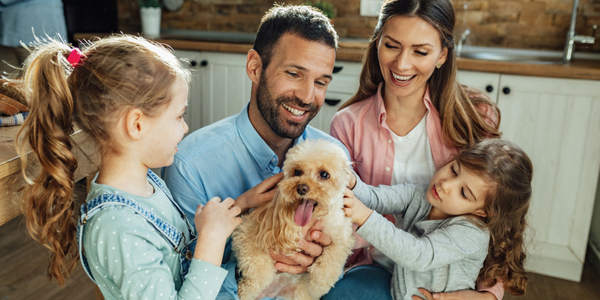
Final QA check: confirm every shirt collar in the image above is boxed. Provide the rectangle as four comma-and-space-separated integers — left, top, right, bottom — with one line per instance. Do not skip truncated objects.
236, 104, 280, 171
374, 82, 436, 127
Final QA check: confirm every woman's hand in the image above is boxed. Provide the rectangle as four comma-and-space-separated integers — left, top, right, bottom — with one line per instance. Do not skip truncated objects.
235, 173, 283, 213
412, 288, 497, 300
269, 220, 332, 274
343, 188, 372, 226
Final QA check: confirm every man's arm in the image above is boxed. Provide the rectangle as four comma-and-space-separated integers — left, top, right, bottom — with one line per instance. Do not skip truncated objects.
234, 173, 283, 213
162, 154, 209, 224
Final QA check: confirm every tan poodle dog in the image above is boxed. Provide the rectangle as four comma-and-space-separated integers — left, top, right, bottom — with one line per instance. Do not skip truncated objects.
232, 139, 355, 300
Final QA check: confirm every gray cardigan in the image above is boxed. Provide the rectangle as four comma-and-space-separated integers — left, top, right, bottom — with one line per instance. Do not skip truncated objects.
352, 180, 490, 300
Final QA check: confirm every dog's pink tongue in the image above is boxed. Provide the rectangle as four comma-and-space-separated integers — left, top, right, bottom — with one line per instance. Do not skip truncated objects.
294, 199, 315, 227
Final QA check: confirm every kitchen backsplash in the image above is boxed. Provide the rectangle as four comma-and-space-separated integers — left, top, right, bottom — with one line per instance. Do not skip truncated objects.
118, 0, 600, 52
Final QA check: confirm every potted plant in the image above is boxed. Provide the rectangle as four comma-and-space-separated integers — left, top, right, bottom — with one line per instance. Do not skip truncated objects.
306, 1, 335, 20
139, 0, 162, 38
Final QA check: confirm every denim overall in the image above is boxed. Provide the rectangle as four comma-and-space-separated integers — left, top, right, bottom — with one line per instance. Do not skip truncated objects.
77, 170, 197, 283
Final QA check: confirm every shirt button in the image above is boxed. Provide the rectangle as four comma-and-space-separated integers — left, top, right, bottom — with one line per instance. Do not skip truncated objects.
385, 167, 390, 172
387, 139, 392, 144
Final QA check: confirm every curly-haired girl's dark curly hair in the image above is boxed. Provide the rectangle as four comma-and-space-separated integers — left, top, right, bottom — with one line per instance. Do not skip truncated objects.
457, 139, 533, 295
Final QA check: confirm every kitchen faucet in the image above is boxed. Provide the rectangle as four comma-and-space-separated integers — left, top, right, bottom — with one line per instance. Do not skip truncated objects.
562, 0, 597, 63
455, 2, 472, 58
456, 28, 470, 57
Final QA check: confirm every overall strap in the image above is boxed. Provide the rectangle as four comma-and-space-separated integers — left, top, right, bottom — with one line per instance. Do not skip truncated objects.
77, 193, 187, 282
147, 170, 196, 232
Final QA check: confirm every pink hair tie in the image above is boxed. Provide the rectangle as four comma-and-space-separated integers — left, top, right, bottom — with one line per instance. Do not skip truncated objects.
67, 48, 84, 67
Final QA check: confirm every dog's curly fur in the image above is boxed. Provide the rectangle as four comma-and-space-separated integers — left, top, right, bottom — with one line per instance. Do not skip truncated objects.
232, 139, 355, 300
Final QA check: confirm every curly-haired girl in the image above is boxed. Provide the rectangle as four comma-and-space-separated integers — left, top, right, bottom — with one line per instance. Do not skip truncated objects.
344, 139, 531, 300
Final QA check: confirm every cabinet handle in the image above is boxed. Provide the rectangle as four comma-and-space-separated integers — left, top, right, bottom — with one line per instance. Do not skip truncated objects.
190, 60, 197, 67
485, 85, 493, 93
333, 66, 343, 74
200, 60, 208, 67
325, 98, 341, 106
502, 87, 511, 95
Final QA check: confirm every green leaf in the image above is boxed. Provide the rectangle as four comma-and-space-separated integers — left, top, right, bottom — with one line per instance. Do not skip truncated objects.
305, 1, 335, 19
139, 0, 162, 8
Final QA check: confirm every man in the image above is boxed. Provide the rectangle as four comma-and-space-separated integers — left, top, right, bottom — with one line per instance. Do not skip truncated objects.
163, 4, 348, 299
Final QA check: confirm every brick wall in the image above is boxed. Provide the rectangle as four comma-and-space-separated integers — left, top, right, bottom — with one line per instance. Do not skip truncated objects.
119, 0, 600, 52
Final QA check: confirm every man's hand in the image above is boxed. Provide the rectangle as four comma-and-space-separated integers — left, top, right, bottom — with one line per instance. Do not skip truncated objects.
412, 288, 497, 300
269, 220, 332, 274
235, 173, 283, 213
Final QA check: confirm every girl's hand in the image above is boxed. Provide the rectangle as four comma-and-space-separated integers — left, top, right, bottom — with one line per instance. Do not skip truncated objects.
347, 170, 357, 189
235, 173, 283, 213
412, 288, 497, 300
193, 197, 242, 266
343, 188, 372, 226
195, 197, 242, 244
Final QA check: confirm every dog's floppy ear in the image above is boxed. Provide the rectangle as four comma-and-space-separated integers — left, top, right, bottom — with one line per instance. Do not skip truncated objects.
272, 187, 281, 204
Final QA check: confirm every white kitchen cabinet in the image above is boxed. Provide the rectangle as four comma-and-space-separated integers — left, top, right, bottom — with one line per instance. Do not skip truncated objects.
456, 70, 501, 103
174, 50, 251, 134
174, 50, 203, 133
461, 72, 600, 282
195, 52, 252, 128
311, 60, 362, 133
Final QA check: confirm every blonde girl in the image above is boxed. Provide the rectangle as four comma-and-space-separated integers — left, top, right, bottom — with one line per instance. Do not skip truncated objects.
344, 139, 532, 300
12, 35, 273, 300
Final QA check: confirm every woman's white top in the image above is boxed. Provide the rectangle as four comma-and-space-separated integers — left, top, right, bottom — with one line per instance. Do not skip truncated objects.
390, 112, 437, 186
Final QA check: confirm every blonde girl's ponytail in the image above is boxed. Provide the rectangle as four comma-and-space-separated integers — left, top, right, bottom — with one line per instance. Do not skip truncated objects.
15, 39, 79, 285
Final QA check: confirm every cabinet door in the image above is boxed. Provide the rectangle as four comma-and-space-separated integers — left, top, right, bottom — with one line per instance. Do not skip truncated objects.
497, 74, 600, 281
310, 92, 352, 134
174, 50, 204, 134
198, 52, 252, 128
309, 61, 362, 133
457, 70, 500, 103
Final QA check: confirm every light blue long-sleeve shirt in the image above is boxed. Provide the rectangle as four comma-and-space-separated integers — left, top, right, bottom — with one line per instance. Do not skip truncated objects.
82, 174, 228, 300
0, 0, 68, 47
162, 103, 349, 299
352, 179, 490, 300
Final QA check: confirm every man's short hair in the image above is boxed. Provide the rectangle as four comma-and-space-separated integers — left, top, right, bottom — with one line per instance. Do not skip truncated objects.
253, 4, 339, 70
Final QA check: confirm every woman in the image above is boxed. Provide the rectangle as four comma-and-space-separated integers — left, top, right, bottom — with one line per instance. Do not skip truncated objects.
327, 0, 503, 299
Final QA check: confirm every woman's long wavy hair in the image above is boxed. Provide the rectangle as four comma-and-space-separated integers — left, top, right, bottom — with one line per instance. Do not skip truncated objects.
456, 139, 532, 295
13, 35, 190, 285
340, 0, 501, 148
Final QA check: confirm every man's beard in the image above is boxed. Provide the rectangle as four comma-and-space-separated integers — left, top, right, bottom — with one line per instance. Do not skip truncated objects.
255, 75, 318, 139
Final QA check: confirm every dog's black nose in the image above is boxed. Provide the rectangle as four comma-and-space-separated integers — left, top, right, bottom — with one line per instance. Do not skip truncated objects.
297, 184, 309, 195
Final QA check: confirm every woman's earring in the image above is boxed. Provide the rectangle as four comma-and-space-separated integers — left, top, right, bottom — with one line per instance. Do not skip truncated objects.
436, 63, 442, 69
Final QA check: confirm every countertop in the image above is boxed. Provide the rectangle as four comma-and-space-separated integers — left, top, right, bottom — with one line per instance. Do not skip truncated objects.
74, 31, 600, 81
0, 125, 99, 226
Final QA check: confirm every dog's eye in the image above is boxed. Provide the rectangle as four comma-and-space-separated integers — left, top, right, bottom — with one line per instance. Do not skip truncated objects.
294, 169, 303, 176
320, 171, 330, 180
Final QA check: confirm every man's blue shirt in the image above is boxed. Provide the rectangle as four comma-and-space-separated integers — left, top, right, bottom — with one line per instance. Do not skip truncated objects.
163, 103, 349, 299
